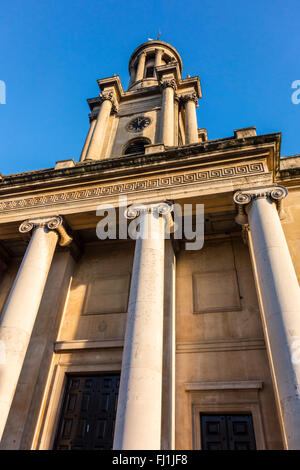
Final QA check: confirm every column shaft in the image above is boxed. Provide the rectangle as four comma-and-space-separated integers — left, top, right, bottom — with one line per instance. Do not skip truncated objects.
85, 98, 112, 160
113, 208, 166, 450
154, 49, 163, 68
184, 98, 198, 144
161, 84, 175, 146
128, 66, 135, 89
247, 196, 300, 449
135, 53, 146, 82
0, 225, 59, 439
79, 118, 96, 162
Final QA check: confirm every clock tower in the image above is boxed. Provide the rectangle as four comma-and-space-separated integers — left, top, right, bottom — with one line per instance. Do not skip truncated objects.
79, 40, 205, 162
1, 36, 300, 452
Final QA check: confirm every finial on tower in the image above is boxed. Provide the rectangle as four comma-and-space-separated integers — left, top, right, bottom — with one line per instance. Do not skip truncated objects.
157, 31, 161, 40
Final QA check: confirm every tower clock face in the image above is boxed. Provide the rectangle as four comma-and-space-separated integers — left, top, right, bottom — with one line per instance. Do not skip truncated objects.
127, 116, 151, 132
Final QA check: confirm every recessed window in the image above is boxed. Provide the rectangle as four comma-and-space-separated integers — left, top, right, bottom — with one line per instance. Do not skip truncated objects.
124, 138, 150, 155
145, 66, 154, 78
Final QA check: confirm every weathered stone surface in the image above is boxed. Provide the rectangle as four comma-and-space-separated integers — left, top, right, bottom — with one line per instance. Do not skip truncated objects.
0, 39, 299, 451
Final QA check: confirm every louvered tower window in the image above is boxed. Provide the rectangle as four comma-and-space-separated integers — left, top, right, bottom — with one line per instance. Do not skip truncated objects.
124, 138, 150, 155
145, 66, 154, 78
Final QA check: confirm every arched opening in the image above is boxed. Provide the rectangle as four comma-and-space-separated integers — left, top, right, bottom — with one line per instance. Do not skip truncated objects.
144, 53, 155, 78
123, 138, 151, 156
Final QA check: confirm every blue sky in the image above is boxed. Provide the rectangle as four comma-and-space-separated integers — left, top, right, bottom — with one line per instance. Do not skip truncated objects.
0, 0, 299, 175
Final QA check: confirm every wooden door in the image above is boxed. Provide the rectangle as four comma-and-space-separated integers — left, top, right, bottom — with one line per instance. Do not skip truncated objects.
54, 374, 120, 450
201, 414, 256, 450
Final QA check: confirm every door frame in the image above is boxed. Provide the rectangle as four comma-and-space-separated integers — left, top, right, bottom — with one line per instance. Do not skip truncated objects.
31, 361, 121, 450
192, 402, 266, 450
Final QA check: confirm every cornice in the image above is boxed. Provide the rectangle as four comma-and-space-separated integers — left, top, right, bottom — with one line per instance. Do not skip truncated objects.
0, 161, 267, 215
0, 133, 281, 196
277, 168, 300, 182
87, 75, 202, 112
128, 40, 183, 74
179, 76, 202, 98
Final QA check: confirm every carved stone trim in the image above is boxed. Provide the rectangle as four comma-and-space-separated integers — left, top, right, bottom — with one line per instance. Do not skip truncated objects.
234, 186, 288, 204
19, 215, 72, 247
99, 90, 118, 114
160, 78, 177, 91
233, 185, 288, 224
180, 92, 198, 107
125, 201, 174, 233
0, 162, 265, 213
124, 201, 173, 219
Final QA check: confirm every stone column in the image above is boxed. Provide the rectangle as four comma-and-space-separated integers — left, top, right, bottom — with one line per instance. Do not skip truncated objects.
135, 52, 146, 82
0, 216, 72, 440
113, 202, 173, 450
160, 79, 176, 147
234, 186, 300, 449
154, 48, 163, 68
128, 65, 135, 89
85, 91, 116, 161
174, 94, 179, 146
182, 93, 199, 144
79, 114, 97, 162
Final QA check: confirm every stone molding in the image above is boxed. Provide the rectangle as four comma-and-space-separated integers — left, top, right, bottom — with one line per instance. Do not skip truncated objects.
160, 78, 177, 91
0, 162, 265, 213
176, 337, 265, 354
0, 132, 280, 188
19, 215, 72, 247
184, 380, 263, 391
234, 185, 288, 224
54, 339, 124, 353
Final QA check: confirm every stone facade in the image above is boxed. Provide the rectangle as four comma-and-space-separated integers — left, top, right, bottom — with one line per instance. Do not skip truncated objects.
0, 40, 299, 450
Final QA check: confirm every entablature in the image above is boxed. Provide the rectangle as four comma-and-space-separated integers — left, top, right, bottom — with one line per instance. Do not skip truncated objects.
0, 133, 280, 195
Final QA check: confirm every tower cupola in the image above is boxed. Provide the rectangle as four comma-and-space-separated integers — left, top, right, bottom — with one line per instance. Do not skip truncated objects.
128, 40, 183, 91
80, 39, 203, 163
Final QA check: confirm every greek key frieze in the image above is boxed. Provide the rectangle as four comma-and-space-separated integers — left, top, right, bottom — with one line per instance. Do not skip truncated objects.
0, 162, 265, 212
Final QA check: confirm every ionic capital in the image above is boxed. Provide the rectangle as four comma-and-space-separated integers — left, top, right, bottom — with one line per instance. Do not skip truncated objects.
180, 92, 198, 107
124, 201, 174, 232
160, 78, 177, 91
19, 215, 73, 247
99, 90, 118, 113
233, 186, 288, 224
125, 201, 173, 219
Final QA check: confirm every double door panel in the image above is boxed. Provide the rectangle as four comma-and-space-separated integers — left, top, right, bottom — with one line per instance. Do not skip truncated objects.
201, 414, 256, 450
54, 374, 120, 450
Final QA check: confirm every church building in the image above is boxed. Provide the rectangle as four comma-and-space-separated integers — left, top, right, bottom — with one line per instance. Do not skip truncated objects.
0, 39, 300, 450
